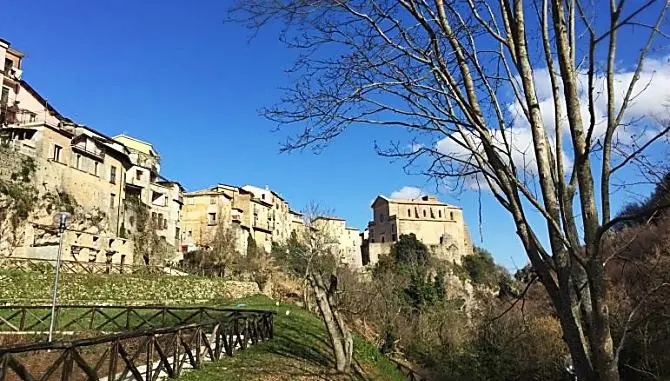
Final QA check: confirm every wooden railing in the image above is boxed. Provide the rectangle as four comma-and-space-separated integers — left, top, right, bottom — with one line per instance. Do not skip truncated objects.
0, 305, 272, 334
0, 257, 185, 276
0, 309, 275, 381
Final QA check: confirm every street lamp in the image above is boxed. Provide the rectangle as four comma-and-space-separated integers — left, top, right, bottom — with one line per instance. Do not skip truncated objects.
47, 211, 71, 342
565, 355, 578, 381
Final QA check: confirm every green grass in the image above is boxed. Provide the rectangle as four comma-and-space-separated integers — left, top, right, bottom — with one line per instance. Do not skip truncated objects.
179, 295, 406, 381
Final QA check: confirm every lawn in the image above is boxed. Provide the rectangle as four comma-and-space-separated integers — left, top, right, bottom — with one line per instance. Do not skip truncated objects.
179, 295, 406, 381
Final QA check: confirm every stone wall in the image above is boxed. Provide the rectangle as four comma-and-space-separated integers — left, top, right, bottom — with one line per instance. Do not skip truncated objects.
0, 270, 263, 304
0, 144, 135, 264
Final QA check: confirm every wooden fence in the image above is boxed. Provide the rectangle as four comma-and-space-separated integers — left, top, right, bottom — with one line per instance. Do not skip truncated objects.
0, 308, 275, 381
0, 257, 185, 276
0, 305, 272, 334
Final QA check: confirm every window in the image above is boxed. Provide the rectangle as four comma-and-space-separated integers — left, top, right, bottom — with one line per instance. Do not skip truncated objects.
110, 166, 117, 184
1, 87, 9, 106
438, 210, 442, 218
75, 154, 81, 169
175, 227, 180, 240
4, 58, 12, 73
379, 213, 385, 223
381, 236, 385, 243
408, 209, 411, 217
423, 209, 426, 217
110, 193, 116, 208
94, 162, 99, 176
136, 169, 143, 181
210, 196, 216, 205
431, 208, 435, 218
392, 234, 397, 241
161, 215, 167, 229
261, 194, 265, 200
188, 230, 192, 237
450, 211, 454, 220
208, 212, 216, 225
53, 145, 62, 162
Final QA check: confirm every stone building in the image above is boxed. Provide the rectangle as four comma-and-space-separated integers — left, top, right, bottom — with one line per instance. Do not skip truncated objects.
113, 135, 184, 261
364, 195, 472, 265
313, 216, 362, 268
289, 209, 307, 238
242, 185, 292, 245
0, 38, 134, 265
182, 183, 299, 256
181, 184, 254, 255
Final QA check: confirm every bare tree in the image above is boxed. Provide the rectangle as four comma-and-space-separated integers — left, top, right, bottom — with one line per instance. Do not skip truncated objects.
298, 202, 354, 373
229, 1, 670, 380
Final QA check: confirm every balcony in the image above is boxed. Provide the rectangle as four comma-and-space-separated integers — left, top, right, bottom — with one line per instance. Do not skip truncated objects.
72, 143, 106, 160
1, 105, 38, 127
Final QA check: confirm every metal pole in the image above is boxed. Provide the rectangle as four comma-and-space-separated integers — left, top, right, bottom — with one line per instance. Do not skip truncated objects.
47, 219, 66, 342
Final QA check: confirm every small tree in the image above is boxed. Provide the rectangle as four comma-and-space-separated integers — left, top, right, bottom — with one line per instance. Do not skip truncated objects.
208, 220, 239, 277
298, 202, 354, 373
393, 233, 429, 266
462, 246, 509, 287
132, 203, 170, 266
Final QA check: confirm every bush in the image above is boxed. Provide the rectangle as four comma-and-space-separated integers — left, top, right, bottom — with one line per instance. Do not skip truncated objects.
393, 233, 429, 266
462, 246, 509, 287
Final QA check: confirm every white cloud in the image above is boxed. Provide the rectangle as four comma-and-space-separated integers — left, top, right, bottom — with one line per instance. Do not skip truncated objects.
434, 56, 670, 190
390, 186, 426, 200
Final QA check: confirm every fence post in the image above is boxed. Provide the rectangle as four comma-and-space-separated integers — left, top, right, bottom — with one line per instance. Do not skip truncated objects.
61, 349, 74, 381
174, 330, 182, 377
146, 334, 154, 381
19, 308, 27, 331
0, 354, 8, 381
195, 326, 202, 368
89, 308, 96, 330
108, 340, 119, 381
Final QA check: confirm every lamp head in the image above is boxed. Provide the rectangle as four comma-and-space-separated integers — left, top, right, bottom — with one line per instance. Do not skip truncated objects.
53, 212, 72, 233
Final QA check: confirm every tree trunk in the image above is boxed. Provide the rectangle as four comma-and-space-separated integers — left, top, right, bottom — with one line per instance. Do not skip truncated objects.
307, 270, 353, 373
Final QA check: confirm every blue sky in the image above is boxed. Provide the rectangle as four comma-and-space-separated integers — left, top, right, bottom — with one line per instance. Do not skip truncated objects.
2, 0, 665, 270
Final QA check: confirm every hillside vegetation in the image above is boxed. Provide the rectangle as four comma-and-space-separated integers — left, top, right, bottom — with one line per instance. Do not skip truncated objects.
180, 295, 405, 381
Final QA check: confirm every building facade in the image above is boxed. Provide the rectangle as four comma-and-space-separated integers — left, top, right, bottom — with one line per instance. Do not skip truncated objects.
365, 195, 472, 265
0, 39, 135, 265
113, 135, 183, 261
181, 184, 255, 256
241, 185, 292, 245
313, 216, 362, 268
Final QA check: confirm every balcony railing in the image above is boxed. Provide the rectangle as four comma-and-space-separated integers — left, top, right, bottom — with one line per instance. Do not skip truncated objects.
72, 143, 105, 160
0, 107, 36, 126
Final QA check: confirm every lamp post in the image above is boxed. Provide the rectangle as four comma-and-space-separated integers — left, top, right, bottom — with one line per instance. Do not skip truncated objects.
565, 356, 578, 381
47, 211, 71, 342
